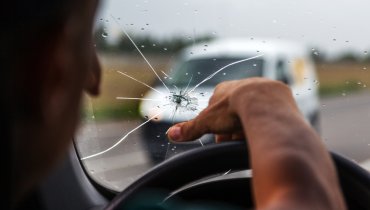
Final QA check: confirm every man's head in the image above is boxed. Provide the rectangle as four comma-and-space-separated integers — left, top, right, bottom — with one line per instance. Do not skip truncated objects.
1, 0, 101, 206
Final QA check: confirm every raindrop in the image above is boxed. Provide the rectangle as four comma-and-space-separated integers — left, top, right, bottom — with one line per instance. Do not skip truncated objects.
146, 23, 149, 26
197, 72, 201, 75
141, 28, 145, 30
222, 72, 226, 76
364, 51, 368, 55
101, 32, 108, 38
164, 48, 168, 51
152, 43, 156, 47
141, 45, 145, 48
357, 81, 362, 85
212, 31, 217, 35
363, 84, 367, 88
253, 64, 257, 67
313, 51, 319, 56
145, 115, 149, 119
363, 67, 367, 70
156, 135, 160, 138
342, 92, 346, 97
333, 38, 337, 41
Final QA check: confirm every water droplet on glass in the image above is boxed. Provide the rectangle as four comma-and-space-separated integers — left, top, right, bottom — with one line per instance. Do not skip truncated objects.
333, 38, 337, 41
363, 84, 367, 88
223, 72, 226, 75
253, 64, 257, 67
101, 32, 108, 38
145, 116, 149, 119
156, 135, 160, 138
357, 81, 362, 85
364, 51, 368, 55
342, 92, 346, 96
164, 48, 168, 51
146, 23, 149, 26
363, 67, 367, 70
141, 28, 145, 30
141, 45, 145, 48
197, 72, 201, 75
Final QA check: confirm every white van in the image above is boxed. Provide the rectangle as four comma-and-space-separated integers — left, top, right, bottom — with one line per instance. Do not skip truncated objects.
139, 38, 320, 163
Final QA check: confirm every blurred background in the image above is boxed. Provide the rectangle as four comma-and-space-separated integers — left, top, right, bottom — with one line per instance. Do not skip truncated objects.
75, 0, 370, 191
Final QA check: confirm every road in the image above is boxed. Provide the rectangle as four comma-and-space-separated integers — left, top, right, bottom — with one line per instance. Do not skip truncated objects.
75, 90, 370, 190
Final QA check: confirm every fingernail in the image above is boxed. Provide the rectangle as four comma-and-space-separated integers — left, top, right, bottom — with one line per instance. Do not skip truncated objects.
168, 126, 182, 141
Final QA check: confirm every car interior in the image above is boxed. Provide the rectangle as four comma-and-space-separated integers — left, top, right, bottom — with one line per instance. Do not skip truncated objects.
19, 0, 370, 209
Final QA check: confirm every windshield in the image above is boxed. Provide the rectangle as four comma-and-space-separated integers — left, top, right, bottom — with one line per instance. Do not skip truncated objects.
170, 58, 263, 87
74, 0, 370, 192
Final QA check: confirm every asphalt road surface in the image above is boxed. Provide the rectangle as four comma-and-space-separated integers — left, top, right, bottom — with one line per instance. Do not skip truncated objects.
75, 90, 370, 191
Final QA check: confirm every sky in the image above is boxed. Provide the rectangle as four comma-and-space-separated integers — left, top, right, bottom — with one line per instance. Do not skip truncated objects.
97, 0, 370, 57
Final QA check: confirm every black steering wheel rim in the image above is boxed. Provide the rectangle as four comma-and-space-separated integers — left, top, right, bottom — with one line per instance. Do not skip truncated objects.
105, 141, 370, 210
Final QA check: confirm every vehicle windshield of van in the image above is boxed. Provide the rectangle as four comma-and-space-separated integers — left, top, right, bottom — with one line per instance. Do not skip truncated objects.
169, 58, 263, 87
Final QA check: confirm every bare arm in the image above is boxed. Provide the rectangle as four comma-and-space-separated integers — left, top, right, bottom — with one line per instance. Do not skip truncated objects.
167, 78, 346, 210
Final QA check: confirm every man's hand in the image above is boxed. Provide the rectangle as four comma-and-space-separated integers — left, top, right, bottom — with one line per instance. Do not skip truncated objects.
167, 78, 297, 143
167, 78, 346, 210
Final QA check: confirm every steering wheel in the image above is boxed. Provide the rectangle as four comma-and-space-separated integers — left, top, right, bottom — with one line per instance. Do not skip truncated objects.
104, 141, 370, 210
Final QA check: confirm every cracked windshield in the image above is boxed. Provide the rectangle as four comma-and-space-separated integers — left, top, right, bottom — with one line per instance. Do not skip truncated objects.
75, 0, 370, 191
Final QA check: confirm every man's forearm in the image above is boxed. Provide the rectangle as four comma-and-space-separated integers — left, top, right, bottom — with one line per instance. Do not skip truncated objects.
235, 85, 346, 210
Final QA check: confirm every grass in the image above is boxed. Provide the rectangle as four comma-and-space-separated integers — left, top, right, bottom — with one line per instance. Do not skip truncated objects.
82, 54, 171, 121
316, 62, 369, 97
84, 54, 370, 121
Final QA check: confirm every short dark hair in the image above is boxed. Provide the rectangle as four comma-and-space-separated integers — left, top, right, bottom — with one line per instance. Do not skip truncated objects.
0, 1, 86, 208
